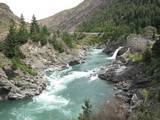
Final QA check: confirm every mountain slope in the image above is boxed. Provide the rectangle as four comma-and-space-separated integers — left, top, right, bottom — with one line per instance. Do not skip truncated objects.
39, 0, 111, 31
0, 3, 20, 40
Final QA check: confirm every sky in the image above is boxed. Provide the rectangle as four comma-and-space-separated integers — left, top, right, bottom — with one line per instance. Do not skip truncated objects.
0, 0, 84, 22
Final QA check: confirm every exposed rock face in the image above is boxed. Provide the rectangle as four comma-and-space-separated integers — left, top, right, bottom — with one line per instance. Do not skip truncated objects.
39, 0, 111, 31
0, 67, 46, 101
2, 65, 16, 78
99, 34, 155, 115
103, 34, 150, 56
103, 37, 126, 55
0, 41, 86, 101
126, 34, 150, 52
20, 42, 86, 70
20, 42, 57, 70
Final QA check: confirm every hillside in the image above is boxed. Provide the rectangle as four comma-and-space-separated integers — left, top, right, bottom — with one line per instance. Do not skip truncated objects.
0, 3, 20, 40
39, 0, 111, 31
77, 0, 160, 33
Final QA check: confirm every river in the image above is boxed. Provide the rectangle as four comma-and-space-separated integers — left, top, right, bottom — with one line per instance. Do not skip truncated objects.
0, 49, 115, 120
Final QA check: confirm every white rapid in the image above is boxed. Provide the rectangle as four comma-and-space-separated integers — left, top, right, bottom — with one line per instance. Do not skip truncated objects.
0, 49, 115, 120
106, 47, 123, 60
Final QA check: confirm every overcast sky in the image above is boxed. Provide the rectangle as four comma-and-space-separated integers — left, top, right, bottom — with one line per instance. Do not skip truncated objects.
0, 0, 84, 22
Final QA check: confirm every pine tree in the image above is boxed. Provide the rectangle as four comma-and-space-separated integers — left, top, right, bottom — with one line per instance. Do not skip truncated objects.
30, 15, 41, 42
78, 100, 92, 120
62, 31, 74, 48
30, 15, 40, 34
4, 21, 19, 58
41, 25, 50, 36
38, 25, 50, 45
17, 14, 28, 44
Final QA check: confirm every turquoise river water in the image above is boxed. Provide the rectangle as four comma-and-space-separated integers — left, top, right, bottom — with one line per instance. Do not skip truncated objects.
0, 49, 115, 120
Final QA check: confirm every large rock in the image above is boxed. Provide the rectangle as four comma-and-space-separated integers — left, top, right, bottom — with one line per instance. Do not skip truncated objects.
103, 36, 126, 55
0, 74, 46, 101
69, 60, 80, 66
0, 78, 14, 100
98, 63, 129, 83
126, 34, 150, 53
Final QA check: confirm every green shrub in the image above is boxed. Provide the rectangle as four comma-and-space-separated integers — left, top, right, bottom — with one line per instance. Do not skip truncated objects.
11, 58, 37, 76
128, 53, 143, 63
61, 32, 74, 48
78, 100, 92, 120
52, 40, 64, 53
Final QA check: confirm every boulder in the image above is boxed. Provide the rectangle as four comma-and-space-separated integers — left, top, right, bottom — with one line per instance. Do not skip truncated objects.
126, 34, 150, 52
0, 78, 13, 100
69, 60, 80, 66
117, 47, 129, 57
98, 64, 129, 83
0, 74, 46, 101
103, 36, 126, 55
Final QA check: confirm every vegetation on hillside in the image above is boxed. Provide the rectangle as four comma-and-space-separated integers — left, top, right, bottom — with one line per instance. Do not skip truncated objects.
77, 0, 160, 42
0, 14, 80, 76
74, 0, 160, 120
1, 15, 50, 76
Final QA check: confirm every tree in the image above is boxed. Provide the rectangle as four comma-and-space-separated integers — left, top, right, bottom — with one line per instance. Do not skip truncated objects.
62, 32, 74, 48
4, 21, 20, 58
30, 15, 40, 42
30, 15, 40, 34
78, 100, 92, 120
38, 25, 50, 45
152, 40, 160, 57
17, 14, 29, 44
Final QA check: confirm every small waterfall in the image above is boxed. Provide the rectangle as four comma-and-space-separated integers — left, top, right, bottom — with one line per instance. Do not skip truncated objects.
106, 47, 123, 60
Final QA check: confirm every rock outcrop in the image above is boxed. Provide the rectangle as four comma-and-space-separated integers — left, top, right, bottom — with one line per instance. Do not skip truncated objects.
20, 42, 87, 70
99, 34, 155, 115
0, 67, 46, 101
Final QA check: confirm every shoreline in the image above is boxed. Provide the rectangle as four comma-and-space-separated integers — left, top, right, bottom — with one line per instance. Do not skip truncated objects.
0, 46, 89, 101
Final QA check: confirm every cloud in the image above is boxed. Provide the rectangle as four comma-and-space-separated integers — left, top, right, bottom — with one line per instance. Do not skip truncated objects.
0, 0, 84, 22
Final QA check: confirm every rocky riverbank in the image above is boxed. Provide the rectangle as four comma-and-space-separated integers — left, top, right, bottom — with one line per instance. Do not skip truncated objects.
0, 65, 46, 101
0, 42, 88, 101
98, 34, 154, 118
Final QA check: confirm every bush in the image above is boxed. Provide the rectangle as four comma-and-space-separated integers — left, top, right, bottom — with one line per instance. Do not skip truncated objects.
128, 53, 143, 63
11, 58, 37, 76
78, 35, 100, 46
78, 100, 92, 120
142, 26, 157, 40
152, 40, 160, 57
52, 40, 64, 53
61, 32, 74, 48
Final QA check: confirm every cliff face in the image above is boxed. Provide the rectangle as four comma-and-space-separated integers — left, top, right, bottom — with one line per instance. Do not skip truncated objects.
0, 3, 20, 40
39, 0, 110, 31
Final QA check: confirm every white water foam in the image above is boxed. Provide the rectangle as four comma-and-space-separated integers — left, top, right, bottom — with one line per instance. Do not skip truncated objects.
32, 49, 105, 112
91, 49, 103, 54
33, 68, 95, 112
89, 75, 98, 82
